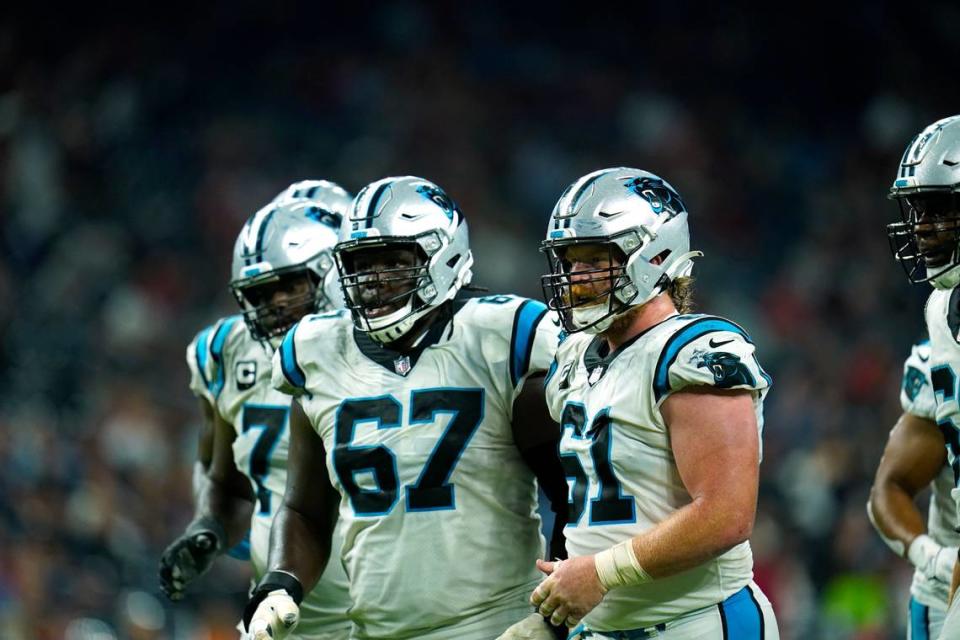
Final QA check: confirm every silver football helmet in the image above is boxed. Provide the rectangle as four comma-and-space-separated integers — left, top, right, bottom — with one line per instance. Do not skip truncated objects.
272, 179, 354, 211
230, 183, 351, 341
541, 167, 701, 334
888, 115, 960, 289
334, 176, 473, 344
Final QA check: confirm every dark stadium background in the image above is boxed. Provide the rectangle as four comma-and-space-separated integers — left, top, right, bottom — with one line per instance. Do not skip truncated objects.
1, 3, 956, 638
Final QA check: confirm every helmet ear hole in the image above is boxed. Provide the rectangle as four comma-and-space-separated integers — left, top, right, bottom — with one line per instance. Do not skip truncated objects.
446, 254, 461, 268
650, 249, 671, 266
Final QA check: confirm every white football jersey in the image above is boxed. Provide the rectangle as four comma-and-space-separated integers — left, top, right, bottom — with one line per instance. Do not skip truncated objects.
187, 316, 352, 638
272, 295, 560, 640
545, 313, 770, 631
920, 289, 960, 608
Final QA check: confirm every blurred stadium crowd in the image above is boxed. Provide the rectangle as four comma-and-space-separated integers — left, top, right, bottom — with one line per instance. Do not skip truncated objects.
1, 3, 958, 639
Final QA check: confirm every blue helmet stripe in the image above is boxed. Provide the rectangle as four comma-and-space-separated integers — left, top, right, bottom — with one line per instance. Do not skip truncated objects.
510, 299, 549, 387
363, 180, 392, 229
652, 316, 754, 401
568, 169, 617, 214
280, 322, 307, 389
253, 210, 276, 259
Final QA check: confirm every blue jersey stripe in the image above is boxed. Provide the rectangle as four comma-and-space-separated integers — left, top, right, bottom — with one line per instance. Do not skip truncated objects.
653, 316, 752, 402
909, 597, 930, 640
209, 317, 239, 398
194, 325, 214, 390
280, 322, 307, 389
718, 585, 763, 639
510, 300, 548, 387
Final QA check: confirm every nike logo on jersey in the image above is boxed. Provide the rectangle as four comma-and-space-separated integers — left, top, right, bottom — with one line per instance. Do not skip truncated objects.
918, 353, 930, 362
709, 338, 735, 348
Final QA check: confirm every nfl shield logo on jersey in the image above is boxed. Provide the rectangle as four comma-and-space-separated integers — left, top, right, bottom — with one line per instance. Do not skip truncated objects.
588, 365, 605, 386
394, 355, 412, 376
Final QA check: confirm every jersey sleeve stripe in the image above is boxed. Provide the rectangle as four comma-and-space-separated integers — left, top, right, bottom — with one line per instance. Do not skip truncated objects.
510, 299, 549, 387
209, 317, 239, 398
280, 322, 307, 389
194, 326, 214, 389
652, 316, 752, 401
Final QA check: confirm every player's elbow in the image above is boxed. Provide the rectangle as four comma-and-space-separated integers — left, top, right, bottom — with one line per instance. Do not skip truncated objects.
701, 496, 755, 553
867, 472, 904, 515
717, 508, 754, 551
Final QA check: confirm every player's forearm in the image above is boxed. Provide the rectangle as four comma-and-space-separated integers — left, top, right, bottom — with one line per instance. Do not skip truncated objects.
195, 477, 255, 548
629, 494, 754, 578
191, 461, 211, 505
267, 503, 332, 592
867, 479, 925, 555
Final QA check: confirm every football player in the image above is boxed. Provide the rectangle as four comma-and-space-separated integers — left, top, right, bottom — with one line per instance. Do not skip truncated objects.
243, 176, 570, 640
887, 115, 960, 639
525, 168, 779, 638
158, 181, 355, 639
868, 338, 958, 639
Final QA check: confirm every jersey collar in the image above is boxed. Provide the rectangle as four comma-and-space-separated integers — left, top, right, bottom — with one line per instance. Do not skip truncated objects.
352, 299, 464, 376
582, 314, 679, 385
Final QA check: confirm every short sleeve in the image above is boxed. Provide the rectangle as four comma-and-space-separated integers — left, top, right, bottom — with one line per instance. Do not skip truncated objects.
272, 321, 308, 396
508, 299, 561, 390
654, 317, 771, 403
900, 339, 936, 420
186, 316, 241, 404
186, 324, 217, 404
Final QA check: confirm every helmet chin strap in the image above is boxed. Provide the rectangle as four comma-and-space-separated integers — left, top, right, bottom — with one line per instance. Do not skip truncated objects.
931, 261, 960, 289
365, 299, 433, 344
573, 304, 615, 335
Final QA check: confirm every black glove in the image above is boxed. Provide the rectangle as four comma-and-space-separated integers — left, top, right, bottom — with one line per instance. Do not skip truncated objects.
158, 516, 225, 601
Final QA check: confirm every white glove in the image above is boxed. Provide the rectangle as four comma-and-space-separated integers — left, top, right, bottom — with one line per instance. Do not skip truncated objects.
908, 534, 958, 584
248, 589, 300, 640
495, 613, 558, 640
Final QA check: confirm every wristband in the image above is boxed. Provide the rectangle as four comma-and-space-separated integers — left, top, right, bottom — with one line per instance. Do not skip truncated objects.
243, 570, 304, 630
908, 534, 942, 570
594, 539, 652, 591
186, 515, 227, 551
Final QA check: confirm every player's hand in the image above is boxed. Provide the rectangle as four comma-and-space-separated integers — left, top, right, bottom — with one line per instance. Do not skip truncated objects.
158, 530, 220, 601
531, 556, 606, 629
247, 589, 300, 640
934, 546, 960, 584
909, 535, 959, 585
